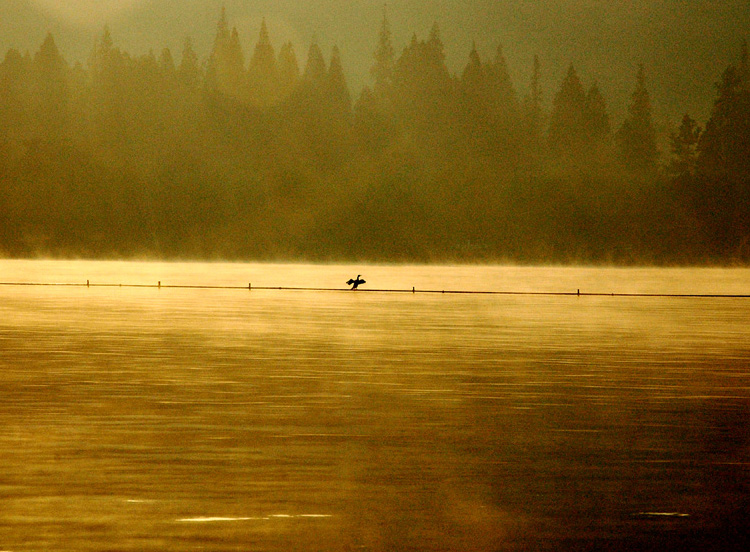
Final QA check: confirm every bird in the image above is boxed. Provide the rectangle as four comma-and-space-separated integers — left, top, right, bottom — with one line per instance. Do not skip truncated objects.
346, 275, 366, 290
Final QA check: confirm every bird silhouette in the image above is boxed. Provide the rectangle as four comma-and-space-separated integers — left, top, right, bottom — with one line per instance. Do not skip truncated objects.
346, 275, 366, 290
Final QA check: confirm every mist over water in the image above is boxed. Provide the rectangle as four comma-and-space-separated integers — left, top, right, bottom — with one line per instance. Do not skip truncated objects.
2, 3, 749, 264
3, 2, 749, 547
1, 260, 749, 550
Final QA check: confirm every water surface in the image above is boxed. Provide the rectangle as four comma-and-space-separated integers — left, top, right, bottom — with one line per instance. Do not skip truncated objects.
1, 260, 749, 551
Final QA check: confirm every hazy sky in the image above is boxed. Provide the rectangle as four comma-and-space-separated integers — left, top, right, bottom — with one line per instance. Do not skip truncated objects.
2, 1, 748, 123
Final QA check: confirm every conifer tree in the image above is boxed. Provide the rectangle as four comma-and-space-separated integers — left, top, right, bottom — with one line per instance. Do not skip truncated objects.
92, 26, 114, 68
248, 19, 278, 107
371, 7, 394, 100
32, 33, 69, 140
354, 85, 396, 154
698, 64, 750, 182
318, 44, 355, 168
461, 43, 483, 87
129, 51, 169, 146
425, 23, 451, 95
159, 48, 176, 76
456, 42, 520, 158
0, 49, 31, 140
277, 42, 300, 99
522, 55, 543, 151
488, 44, 518, 122
208, 6, 230, 61
427, 23, 446, 66
693, 43, 750, 257
88, 26, 127, 148
281, 40, 332, 172
303, 41, 327, 88
357, 10, 399, 155
459, 43, 493, 145
616, 65, 658, 171
548, 64, 588, 156
461, 43, 484, 105
668, 113, 700, 179
206, 8, 245, 98
178, 37, 200, 88
395, 23, 450, 91
88, 25, 117, 81
584, 82, 610, 144
392, 33, 418, 112
328, 45, 352, 115
393, 24, 452, 137
227, 28, 246, 92
171, 37, 203, 143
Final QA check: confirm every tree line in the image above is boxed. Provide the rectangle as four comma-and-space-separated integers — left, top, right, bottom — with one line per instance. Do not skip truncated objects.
1, 8, 748, 264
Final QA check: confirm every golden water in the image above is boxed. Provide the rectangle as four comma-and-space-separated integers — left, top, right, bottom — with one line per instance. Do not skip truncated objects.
1, 260, 749, 550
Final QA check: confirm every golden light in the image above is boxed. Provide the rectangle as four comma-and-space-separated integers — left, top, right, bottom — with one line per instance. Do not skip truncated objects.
31, 0, 149, 26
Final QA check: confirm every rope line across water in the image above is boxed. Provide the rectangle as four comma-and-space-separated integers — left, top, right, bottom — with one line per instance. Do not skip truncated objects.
1, 281, 748, 298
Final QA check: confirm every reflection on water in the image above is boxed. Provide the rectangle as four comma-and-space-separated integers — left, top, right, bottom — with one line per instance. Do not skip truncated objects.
1, 260, 749, 551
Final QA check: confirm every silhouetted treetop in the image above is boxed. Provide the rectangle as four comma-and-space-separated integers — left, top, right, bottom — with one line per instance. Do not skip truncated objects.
206, 9, 245, 98
585, 83, 611, 143
392, 24, 453, 135
178, 37, 201, 88
427, 23, 446, 64
488, 45, 518, 118
249, 19, 275, 73
32, 33, 69, 138
277, 41, 300, 98
522, 54, 544, 151
1, 49, 33, 142
548, 64, 588, 156
2, 9, 748, 264
689, 40, 750, 259
328, 45, 352, 115
248, 19, 278, 107
303, 41, 327, 88
669, 113, 701, 179
616, 65, 658, 171
372, 7, 395, 100
698, 60, 750, 181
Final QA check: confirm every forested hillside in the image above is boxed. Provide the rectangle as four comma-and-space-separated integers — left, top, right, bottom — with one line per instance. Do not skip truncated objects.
1, 9, 748, 263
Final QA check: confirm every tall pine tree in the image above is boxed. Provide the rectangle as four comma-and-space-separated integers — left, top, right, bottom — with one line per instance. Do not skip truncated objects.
32, 33, 69, 140
392, 24, 453, 141
88, 26, 128, 148
522, 55, 543, 154
459, 43, 517, 154
303, 41, 327, 89
178, 37, 200, 89
585, 82, 610, 144
695, 43, 750, 254
371, 7, 394, 101
277, 42, 299, 99
547, 64, 588, 157
248, 19, 278, 107
206, 8, 245, 99
328, 45, 352, 116
616, 65, 658, 171
488, 44, 518, 125
0, 49, 31, 141
669, 113, 700, 179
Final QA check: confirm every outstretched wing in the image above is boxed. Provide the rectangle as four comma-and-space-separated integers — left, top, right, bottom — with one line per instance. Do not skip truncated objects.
346, 279, 355, 285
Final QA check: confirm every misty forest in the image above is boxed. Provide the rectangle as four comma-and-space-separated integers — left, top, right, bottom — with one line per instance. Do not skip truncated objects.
1, 9, 749, 264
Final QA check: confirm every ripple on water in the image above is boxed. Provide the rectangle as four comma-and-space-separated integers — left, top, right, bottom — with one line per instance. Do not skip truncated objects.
177, 514, 333, 522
